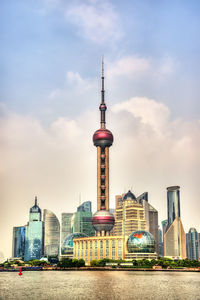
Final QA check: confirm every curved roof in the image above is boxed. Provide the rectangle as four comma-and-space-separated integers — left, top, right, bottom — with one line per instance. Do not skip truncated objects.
123, 190, 136, 201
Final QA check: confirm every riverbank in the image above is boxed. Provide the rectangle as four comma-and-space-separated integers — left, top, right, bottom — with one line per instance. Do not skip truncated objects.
1, 267, 200, 272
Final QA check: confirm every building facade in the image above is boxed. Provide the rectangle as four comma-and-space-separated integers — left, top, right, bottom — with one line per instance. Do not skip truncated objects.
186, 228, 200, 260
72, 211, 95, 237
12, 226, 26, 258
61, 213, 73, 247
77, 201, 92, 212
74, 231, 157, 265
114, 190, 158, 252
24, 197, 44, 261
43, 209, 60, 257
164, 186, 186, 259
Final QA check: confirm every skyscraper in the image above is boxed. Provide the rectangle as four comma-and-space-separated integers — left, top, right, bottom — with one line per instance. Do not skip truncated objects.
92, 58, 115, 236
77, 201, 92, 212
43, 209, 60, 257
12, 226, 26, 258
24, 197, 44, 261
72, 210, 95, 237
158, 228, 164, 256
114, 190, 158, 252
161, 219, 168, 236
186, 228, 200, 260
164, 186, 186, 259
61, 213, 73, 247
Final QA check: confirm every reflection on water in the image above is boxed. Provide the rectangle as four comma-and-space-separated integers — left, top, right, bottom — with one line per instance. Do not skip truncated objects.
0, 271, 200, 300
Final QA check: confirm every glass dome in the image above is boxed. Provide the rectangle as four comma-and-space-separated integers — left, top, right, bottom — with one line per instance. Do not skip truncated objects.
127, 231, 155, 253
61, 233, 88, 255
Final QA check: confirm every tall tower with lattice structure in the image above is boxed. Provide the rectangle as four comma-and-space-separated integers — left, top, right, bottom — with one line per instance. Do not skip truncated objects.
92, 59, 115, 236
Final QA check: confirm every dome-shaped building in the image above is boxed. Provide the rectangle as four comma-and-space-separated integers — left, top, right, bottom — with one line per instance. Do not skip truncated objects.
61, 233, 88, 256
127, 230, 155, 253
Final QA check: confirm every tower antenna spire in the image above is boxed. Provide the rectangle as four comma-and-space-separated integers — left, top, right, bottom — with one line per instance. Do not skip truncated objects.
100, 56, 106, 128
35, 196, 37, 206
102, 55, 104, 78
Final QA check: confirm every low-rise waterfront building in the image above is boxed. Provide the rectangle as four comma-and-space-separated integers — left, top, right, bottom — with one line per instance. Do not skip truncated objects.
73, 230, 157, 265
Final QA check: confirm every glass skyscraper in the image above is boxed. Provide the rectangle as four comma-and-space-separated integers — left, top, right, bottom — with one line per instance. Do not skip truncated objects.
12, 226, 26, 258
24, 197, 44, 261
186, 228, 200, 260
77, 201, 92, 212
167, 186, 180, 227
43, 209, 60, 257
72, 210, 95, 237
61, 213, 73, 247
164, 186, 186, 259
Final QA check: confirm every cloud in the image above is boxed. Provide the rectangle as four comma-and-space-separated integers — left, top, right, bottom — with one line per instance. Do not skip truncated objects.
112, 97, 170, 135
65, 0, 122, 44
107, 55, 176, 80
107, 56, 150, 77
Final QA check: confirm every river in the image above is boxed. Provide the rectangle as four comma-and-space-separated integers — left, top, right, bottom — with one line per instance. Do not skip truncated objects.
0, 271, 199, 300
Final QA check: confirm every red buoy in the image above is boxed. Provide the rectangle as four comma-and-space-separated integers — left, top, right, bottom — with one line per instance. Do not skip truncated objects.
18, 267, 22, 276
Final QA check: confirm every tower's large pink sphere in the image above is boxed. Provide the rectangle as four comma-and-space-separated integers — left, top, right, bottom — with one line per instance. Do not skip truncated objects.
92, 210, 115, 232
93, 128, 113, 147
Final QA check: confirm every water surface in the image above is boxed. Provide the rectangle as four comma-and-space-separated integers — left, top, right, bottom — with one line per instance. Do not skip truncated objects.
0, 271, 199, 300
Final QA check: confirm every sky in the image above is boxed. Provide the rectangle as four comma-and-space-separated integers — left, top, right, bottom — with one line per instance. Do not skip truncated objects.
0, 0, 200, 259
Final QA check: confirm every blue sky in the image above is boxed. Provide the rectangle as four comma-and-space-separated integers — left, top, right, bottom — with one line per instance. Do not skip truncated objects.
1, 0, 200, 119
0, 0, 200, 259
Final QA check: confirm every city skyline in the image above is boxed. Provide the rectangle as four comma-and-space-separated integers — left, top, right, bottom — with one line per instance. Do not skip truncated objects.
1, 0, 200, 259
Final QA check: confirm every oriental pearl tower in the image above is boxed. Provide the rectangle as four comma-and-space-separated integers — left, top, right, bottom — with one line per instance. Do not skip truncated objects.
92, 58, 115, 236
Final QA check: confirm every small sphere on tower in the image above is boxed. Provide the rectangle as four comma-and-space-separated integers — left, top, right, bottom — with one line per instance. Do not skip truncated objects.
92, 210, 115, 232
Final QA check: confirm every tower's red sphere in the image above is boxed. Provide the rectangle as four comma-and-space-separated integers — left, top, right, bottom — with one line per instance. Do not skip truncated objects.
93, 128, 113, 147
92, 210, 115, 232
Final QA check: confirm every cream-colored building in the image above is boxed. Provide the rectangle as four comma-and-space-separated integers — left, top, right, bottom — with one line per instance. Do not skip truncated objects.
164, 186, 186, 259
164, 218, 186, 259
114, 191, 158, 252
73, 234, 157, 265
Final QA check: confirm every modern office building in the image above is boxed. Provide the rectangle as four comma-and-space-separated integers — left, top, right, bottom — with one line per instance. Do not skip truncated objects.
186, 228, 200, 260
72, 210, 95, 237
24, 197, 44, 261
43, 209, 60, 257
158, 228, 164, 256
114, 190, 158, 252
77, 201, 92, 212
12, 226, 26, 258
114, 191, 147, 236
161, 219, 168, 236
164, 186, 186, 259
61, 213, 73, 247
